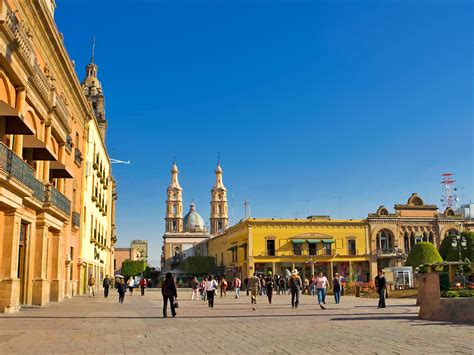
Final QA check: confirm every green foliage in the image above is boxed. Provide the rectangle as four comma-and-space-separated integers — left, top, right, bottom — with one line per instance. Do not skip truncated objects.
405, 242, 443, 269
439, 232, 474, 262
439, 272, 451, 291
440, 289, 474, 298
181, 256, 216, 275
121, 260, 146, 278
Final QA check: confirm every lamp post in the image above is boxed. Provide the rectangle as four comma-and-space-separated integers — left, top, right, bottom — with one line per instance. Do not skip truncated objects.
305, 257, 315, 278
451, 232, 467, 287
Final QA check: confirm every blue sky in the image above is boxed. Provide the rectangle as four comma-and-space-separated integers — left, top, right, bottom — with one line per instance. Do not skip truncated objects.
55, 1, 473, 266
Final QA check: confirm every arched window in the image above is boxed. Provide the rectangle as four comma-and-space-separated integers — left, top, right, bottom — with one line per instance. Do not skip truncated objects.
404, 232, 410, 253
172, 221, 177, 232
410, 232, 415, 248
445, 228, 459, 237
376, 229, 394, 253
429, 232, 434, 244
423, 232, 428, 242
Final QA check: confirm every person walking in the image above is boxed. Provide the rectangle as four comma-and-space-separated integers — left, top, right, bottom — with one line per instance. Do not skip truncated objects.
220, 276, 228, 298
200, 277, 207, 301
233, 277, 241, 299
303, 277, 310, 295
376, 270, 387, 308
127, 276, 134, 295
244, 277, 250, 296
102, 275, 110, 298
88, 274, 96, 297
289, 269, 302, 309
191, 277, 199, 301
117, 278, 126, 303
139, 277, 147, 296
206, 275, 218, 308
313, 272, 328, 309
332, 272, 342, 304
279, 277, 286, 295
249, 273, 260, 304
162, 272, 177, 318
265, 271, 275, 304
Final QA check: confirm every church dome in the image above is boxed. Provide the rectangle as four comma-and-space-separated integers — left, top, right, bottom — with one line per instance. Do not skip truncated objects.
183, 202, 205, 232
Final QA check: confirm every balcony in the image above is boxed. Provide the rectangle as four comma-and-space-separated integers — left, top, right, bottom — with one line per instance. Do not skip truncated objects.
74, 148, 82, 167
0, 142, 45, 202
72, 211, 80, 229
376, 248, 397, 256
45, 184, 71, 216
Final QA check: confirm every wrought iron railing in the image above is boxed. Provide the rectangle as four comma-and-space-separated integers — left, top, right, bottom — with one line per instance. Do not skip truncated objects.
72, 211, 80, 228
0, 143, 45, 202
45, 184, 71, 216
74, 148, 82, 165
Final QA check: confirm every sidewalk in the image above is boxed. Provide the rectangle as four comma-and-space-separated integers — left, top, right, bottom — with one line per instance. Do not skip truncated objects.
0, 289, 471, 354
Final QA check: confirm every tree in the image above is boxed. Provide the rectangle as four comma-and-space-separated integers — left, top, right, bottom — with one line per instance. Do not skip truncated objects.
405, 242, 443, 269
439, 232, 474, 262
121, 260, 147, 278
180, 256, 216, 275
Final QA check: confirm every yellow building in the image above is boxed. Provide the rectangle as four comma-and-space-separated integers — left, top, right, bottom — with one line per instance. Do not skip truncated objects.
208, 217, 372, 282
78, 52, 115, 294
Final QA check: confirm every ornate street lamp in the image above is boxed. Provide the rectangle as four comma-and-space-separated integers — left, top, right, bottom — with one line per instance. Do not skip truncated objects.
451, 234, 468, 287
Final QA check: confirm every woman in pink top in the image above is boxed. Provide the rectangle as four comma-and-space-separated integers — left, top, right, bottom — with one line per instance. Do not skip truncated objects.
313, 272, 328, 308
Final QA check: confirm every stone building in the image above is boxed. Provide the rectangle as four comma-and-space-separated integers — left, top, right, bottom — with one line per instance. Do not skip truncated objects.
160, 161, 228, 271
367, 193, 465, 271
78, 50, 116, 295
0, 0, 116, 312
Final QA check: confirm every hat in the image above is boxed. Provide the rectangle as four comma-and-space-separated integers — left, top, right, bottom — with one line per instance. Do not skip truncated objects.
291, 269, 298, 275
268, 271, 272, 276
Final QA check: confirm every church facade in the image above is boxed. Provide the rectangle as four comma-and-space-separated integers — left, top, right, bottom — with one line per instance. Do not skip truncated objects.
160, 161, 228, 271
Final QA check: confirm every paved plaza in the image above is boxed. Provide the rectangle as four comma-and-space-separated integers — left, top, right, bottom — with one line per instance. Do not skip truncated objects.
0, 289, 472, 354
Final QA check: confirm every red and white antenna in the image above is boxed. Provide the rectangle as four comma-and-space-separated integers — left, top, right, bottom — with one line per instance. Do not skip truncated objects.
440, 172, 459, 208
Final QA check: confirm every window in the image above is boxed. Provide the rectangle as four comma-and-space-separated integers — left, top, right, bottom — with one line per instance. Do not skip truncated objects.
172, 221, 177, 232
172, 204, 177, 214
323, 242, 332, 256
348, 240, 356, 255
308, 242, 317, 256
293, 242, 302, 256
266, 239, 275, 256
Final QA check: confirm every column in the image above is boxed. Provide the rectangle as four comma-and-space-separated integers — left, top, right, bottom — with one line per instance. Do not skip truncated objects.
328, 261, 333, 281
0, 210, 22, 313
247, 225, 253, 278
272, 262, 276, 276
32, 222, 50, 306
50, 229, 64, 302
42, 124, 51, 182
12, 87, 26, 157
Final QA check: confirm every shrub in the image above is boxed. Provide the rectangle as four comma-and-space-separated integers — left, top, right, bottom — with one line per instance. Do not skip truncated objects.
440, 289, 474, 298
405, 242, 443, 269
439, 232, 474, 261
122, 260, 147, 278
180, 256, 216, 275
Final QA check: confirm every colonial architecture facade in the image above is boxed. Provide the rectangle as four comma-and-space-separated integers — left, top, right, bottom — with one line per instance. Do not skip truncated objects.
367, 193, 464, 270
161, 161, 229, 271
167, 192, 466, 282
0, 0, 116, 312
208, 217, 372, 282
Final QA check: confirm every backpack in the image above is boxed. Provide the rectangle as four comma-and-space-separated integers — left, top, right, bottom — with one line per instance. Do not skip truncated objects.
333, 277, 340, 288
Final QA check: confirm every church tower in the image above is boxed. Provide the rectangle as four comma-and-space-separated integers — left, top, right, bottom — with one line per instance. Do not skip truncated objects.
82, 38, 108, 140
165, 162, 183, 233
210, 161, 228, 235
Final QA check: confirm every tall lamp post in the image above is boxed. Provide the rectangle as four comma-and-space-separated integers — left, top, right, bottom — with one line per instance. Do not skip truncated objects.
451, 233, 467, 287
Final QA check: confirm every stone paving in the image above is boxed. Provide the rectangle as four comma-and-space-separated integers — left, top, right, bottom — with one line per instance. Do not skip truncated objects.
0, 289, 472, 354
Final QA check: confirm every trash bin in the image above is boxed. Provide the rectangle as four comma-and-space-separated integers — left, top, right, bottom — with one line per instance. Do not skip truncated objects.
355, 285, 360, 297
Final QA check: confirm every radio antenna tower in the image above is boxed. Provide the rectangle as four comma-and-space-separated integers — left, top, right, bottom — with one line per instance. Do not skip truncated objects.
440, 172, 459, 208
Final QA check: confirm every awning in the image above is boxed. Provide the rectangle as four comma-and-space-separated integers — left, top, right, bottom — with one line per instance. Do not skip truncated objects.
50, 161, 73, 178
227, 246, 237, 251
292, 239, 305, 244
238, 243, 247, 248
322, 239, 335, 244
0, 100, 34, 135
23, 136, 56, 161
306, 239, 322, 244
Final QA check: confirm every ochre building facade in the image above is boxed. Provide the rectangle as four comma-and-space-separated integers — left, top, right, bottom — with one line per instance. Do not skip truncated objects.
0, 0, 116, 312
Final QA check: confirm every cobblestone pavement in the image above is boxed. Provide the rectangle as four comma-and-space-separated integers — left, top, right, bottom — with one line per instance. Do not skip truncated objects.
0, 289, 472, 354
